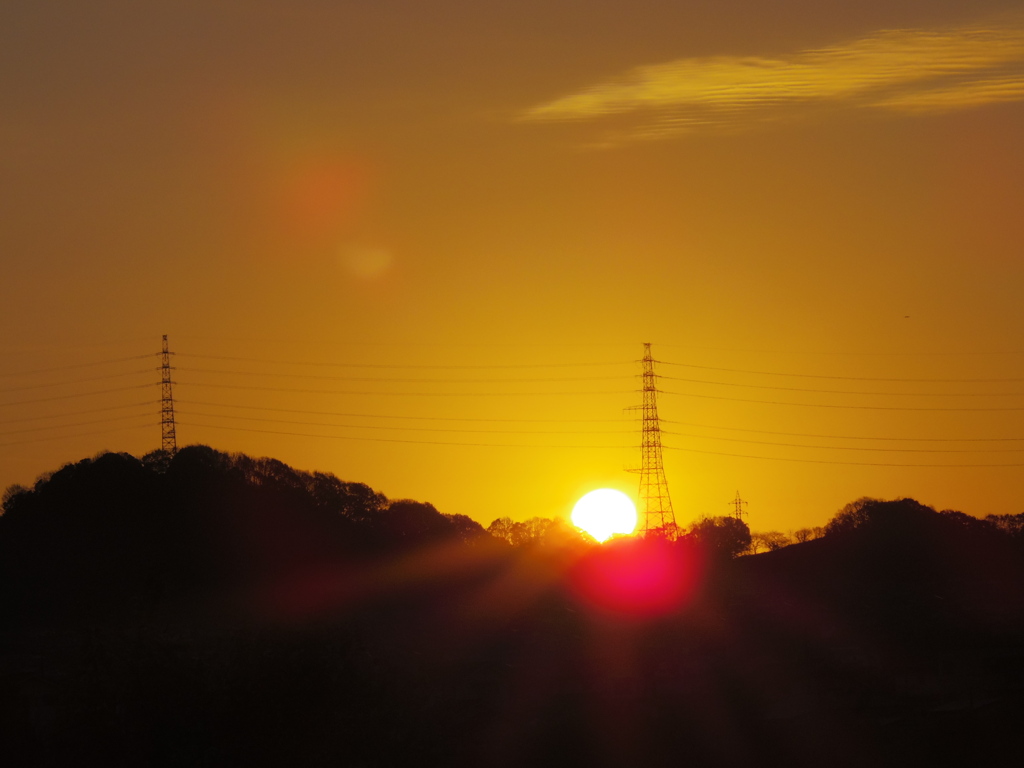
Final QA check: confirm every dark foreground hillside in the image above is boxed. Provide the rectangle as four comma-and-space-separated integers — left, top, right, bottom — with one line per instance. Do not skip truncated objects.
2, 448, 1024, 767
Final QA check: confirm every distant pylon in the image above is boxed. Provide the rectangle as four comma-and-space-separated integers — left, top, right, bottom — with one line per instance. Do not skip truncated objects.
730, 491, 748, 521
629, 343, 676, 536
160, 334, 177, 455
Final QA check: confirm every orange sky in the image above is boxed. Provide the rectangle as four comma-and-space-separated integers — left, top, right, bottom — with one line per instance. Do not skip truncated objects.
2, 1, 1023, 533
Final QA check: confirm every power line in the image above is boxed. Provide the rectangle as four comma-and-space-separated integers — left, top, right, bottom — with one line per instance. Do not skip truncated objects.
177, 364, 1024, 395
177, 399, 630, 423
174, 335, 634, 350
176, 381, 633, 397
175, 366, 633, 384
661, 419, 1024, 443
180, 403, 1019, 444
0, 384, 159, 409
0, 353, 158, 378
0, 337, 159, 354
176, 353, 633, 370
0, 369, 156, 394
658, 375, 1024, 397
0, 412, 156, 438
658, 360, 1024, 383
660, 390, 1024, 412
662, 429, 1024, 453
661, 444, 1024, 468
178, 408, 633, 435
183, 365, 1024, 397
0, 401, 159, 427
178, 420, 632, 449
2, 341, 1021, 467
652, 343, 1024, 357
0, 422, 152, 449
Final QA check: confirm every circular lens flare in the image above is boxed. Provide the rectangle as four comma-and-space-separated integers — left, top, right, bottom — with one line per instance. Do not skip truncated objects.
568, 537, 704, 617
571, 489, 638, 543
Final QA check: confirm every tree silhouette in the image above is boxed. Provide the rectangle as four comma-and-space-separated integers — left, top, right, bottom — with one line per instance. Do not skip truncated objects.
444, 513, 489, 544
687, 515, 751, 559
793, 526, 824, 543
749, 530, 791, 553
486, 516, 591, 547
823, 497, 981, 542
985, 512, 1024, 539
378, 500, 487, 546
0, 446, 501, 623
486, 516, 542, 546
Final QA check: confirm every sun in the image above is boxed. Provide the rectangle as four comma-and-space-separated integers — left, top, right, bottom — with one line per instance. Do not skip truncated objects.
571, 489, 638, 543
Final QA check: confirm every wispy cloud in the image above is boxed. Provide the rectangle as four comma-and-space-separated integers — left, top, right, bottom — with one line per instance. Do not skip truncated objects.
521, 18, 1024, 139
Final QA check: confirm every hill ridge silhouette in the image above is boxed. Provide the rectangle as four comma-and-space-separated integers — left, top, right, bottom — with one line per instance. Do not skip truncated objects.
3, 447, 1024, 767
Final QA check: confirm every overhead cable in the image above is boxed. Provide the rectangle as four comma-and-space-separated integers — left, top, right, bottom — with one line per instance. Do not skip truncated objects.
662, 430, 1024, 453
658, 375, 1024, 397
0, 384, 159, 409
175, 381, 633, 397
175, 366, 632, 384
178, 421, 631, 449
661, 444, 1024, 468
0, 422, 152, 449
0, 369, 156, 394
661, 419, 1024, 443
0, 353, 158, 378
0, 401, 159, 426
177, 399, 630, 423
660, 390, 1024, 412
652, 344, 1024, 356
176, 353, 632, 370
178, 409, 632, 435
0, 412, 155, 438
658, 360, 1024, 383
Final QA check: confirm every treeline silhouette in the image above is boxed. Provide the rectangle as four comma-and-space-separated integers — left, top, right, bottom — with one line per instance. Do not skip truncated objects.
0, 446, 495, 624
3, 448, 1024, 767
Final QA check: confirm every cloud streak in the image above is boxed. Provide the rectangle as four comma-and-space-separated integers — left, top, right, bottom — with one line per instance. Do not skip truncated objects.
522, 18, 1024, 138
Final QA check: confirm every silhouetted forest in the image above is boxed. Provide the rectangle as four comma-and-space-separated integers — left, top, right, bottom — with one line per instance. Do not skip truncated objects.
3, 447, 1024, 767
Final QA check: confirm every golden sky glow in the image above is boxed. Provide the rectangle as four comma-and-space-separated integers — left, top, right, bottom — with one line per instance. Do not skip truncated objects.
1, 1, 1023, 534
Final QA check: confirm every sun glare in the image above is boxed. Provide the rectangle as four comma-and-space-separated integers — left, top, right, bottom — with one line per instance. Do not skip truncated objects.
571, 489, 638, 543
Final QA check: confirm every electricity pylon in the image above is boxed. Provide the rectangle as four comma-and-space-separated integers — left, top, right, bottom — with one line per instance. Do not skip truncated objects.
160, 334, 177, 455
629, 343, 676, 537
730, 491, 748, 521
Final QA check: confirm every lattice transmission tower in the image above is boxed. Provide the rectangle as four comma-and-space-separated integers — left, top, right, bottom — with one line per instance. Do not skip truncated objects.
630, 343, 676, 536
730, 491, 748, 521
160, 334, 177, 455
